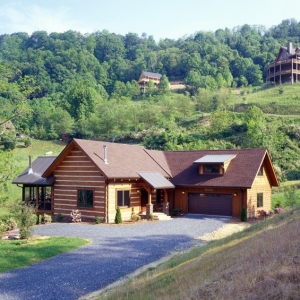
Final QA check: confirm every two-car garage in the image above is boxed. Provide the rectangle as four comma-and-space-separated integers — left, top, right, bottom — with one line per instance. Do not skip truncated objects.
188, 193, 232, 216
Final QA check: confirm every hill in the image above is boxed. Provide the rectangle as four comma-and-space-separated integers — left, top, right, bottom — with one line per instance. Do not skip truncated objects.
98, 208, 300, 299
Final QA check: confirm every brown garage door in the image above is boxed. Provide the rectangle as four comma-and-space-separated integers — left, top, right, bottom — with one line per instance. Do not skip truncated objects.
188, 193, 232, 216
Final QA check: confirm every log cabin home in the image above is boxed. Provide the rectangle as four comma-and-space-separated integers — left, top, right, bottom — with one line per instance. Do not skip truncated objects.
13, 139, 279, 222
267, 42, 300, 85
138, 71, 162, 93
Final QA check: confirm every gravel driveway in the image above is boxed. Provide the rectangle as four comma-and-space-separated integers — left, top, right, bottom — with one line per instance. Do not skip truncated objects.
0, 215, 230, 300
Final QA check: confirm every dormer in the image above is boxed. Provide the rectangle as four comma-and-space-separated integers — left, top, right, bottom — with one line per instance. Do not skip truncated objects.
194, 154, 236, 175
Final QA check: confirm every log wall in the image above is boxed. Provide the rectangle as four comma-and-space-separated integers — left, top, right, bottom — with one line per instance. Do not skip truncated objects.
53, 146, 106, 220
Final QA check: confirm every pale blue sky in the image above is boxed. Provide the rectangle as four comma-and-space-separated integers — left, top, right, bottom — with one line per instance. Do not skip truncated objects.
0, 0, 298, 40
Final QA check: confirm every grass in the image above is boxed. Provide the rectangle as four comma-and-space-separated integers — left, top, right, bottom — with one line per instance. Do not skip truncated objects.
98, 208, 300, 300
0, 236, 89, 273
228, 83, 300, 115
0, 138, 66, 218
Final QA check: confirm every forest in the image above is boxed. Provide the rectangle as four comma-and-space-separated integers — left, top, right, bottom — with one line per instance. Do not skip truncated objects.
1, 18, 300, 185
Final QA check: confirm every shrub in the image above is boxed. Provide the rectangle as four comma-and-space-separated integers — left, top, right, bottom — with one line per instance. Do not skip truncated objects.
9, 201, 36, 240
43, 214, 52, 224
6, 217, 18, 230
0, 220, 7, 236
24, 138, 31, 148
241, 206, 247, 222
56, 213, 63, 222
95, 216, 103, 224
172, 208, 179, 216
70, 210, 81, 222
148, 213, 154, 221
131, 213, 140, 222
284, 185, 297, 208
115, 206, 122, 224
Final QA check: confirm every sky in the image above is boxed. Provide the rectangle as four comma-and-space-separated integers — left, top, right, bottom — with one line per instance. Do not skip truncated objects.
0, 0, 298, 41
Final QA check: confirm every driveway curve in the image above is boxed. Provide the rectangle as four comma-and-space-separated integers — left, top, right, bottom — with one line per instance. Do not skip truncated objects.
0, 215, 230, 300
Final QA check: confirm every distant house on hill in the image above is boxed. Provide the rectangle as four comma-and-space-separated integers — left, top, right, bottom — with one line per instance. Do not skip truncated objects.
138, 71, 162, 93
267, 42, 300, 85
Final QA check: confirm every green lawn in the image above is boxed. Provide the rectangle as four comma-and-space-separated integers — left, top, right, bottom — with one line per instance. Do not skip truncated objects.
1, 139, 66, 218
0, 236, 89, 273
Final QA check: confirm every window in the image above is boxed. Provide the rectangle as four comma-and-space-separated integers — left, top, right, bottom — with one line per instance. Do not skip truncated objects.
23, 186, 36, 206
257, 193, 263, 207
258, 166, 263, 176
117, 190, 130, 207
78, 189, 94, 207
204, 165, 219, 174
38, 186, 51, 210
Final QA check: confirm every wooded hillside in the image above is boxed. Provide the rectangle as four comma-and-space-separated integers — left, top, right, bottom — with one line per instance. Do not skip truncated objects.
1, 19, 300, 182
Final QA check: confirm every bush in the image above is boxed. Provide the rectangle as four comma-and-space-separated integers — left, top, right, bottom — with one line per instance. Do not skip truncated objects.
24, 138, 31, 148
0, 220, 7, 236
131, 212, 140, 222
115, 206, 122, 224
43, 214, 52, 224
9, 201, 36, 240
95, 216, 103, 224
241, 206, 247, 222
56, 213, 63, 222
70, 210, 81, 222
148, 213, 154, 221
284, 186, 297, 208
172, 208, 179, 216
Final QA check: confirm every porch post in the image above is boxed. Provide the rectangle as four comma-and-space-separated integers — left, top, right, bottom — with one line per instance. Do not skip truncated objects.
146, 187, 153, 218
162, 189, 169, 216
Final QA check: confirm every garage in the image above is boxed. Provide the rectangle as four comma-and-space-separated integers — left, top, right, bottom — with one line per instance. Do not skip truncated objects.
188, 193, 232, 216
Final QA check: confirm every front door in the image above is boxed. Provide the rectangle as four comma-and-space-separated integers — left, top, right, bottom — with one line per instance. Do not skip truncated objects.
141, 189, 148, 212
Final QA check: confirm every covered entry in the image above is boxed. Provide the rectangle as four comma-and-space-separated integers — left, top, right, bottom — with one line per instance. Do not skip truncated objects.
188, 193, 232, 216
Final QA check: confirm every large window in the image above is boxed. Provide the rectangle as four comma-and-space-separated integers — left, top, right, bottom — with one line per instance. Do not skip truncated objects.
257, 193, 263, 207
78, 189, 94, 207
38, 186, 51, 210
204, 165, 219, 174
117, 190, 130, 207
23, 186, 36, 206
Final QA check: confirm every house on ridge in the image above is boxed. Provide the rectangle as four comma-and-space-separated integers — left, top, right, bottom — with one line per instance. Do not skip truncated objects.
267, 42, 300, 85
13, 139, 279, 222
138, 71, 162, 93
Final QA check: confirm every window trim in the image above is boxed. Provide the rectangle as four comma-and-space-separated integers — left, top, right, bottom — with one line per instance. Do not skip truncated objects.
257, 193, 263, 208
116, 190, 130, 207
77, 188, 94, 208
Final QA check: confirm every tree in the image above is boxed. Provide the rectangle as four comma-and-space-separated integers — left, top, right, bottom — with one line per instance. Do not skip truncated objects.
115, 206, 122, 224
243, 106, 266, 147
158, 74, 170, 94
0, 151, 19, 204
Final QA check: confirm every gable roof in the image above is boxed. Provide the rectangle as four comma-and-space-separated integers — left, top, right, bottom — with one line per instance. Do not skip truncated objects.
43, 139, 171, 179
42, 139, 278, 189
13, 156, 56, 185
161, 148, 278, 188
140, 71, 162, 79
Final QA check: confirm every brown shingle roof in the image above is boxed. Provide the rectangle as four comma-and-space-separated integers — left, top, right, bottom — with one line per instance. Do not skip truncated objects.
161, 148, 277, 188
42, 140, 278, 188
62, 139, 170, 179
